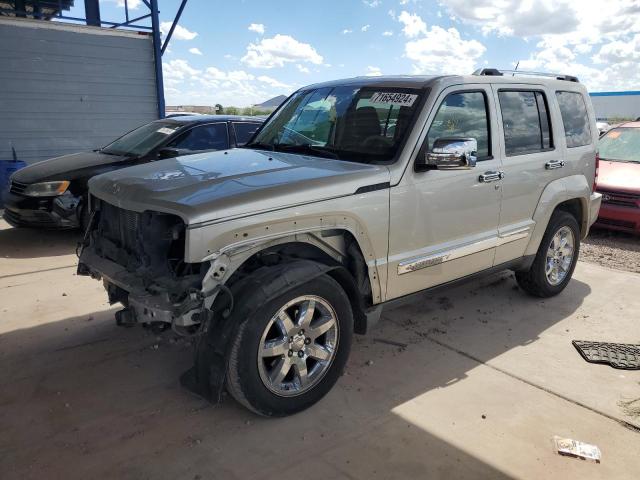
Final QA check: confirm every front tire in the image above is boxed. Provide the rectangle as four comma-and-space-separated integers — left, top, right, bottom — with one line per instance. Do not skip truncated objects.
226, 274, 353, 416
516, 210, 580, 297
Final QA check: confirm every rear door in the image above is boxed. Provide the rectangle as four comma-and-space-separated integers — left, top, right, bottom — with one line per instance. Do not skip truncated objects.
491, 85, 565, 264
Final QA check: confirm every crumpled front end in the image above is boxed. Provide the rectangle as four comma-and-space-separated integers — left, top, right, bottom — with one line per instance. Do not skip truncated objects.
77, 197, 208, 329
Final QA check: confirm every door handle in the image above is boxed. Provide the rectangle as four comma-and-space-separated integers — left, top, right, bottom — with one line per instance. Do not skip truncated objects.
545, 160, 565, 170
479, 171, 504, 183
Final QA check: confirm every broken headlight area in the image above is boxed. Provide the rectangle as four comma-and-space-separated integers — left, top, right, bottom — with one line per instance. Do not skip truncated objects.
78, 198, 207, 330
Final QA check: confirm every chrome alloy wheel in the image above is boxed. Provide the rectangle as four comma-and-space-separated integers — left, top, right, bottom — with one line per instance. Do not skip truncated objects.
545, 226, 575, 286
257, 295, 339, 397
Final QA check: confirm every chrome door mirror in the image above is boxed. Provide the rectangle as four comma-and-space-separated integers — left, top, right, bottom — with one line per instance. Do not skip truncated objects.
420, 137, 478, 170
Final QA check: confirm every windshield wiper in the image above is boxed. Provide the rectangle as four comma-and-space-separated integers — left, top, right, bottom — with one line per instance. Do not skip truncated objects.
275, 144, 340, 159
244, 141, 275, 151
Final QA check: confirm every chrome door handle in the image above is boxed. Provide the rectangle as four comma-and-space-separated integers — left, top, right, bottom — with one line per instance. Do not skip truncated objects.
545, 160, 565, 170
479, 171, 504, 183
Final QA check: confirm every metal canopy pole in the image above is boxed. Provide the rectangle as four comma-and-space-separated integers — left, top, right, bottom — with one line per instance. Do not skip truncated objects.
149, 0, 166, 118
161, 0, 188, 54
84, 0, 101, 26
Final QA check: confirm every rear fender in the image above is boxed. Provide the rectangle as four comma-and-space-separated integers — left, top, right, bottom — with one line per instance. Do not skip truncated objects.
525, 175, 591, 256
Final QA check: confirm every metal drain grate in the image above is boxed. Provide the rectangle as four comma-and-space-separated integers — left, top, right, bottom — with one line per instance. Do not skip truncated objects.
573, 340, 640, 370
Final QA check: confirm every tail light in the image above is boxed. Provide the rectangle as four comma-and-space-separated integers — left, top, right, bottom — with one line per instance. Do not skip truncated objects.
593, 152, 600, 192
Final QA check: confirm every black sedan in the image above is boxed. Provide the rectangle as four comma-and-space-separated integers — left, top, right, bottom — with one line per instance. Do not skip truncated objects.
2, 115, 263, 229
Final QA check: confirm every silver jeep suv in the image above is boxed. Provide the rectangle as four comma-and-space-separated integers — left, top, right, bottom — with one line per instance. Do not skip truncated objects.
78, 69, 602, 416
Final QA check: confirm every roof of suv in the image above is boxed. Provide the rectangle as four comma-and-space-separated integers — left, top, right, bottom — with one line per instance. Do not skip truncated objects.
302, 74, 586, 92
166, 115, 264, 124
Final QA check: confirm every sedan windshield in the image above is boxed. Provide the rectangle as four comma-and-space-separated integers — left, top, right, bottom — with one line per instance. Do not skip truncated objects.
101, 121, 181, 156
246, 86, 423, 163
598, 127, 640, 163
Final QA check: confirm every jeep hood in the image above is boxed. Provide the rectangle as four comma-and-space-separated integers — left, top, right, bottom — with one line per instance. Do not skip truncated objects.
88, 148, 390, 225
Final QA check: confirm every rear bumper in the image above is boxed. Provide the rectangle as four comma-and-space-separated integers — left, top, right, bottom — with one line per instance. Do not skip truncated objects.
2, 191, 80, 229
594, 202, 640, 234
588, 192, 602, 227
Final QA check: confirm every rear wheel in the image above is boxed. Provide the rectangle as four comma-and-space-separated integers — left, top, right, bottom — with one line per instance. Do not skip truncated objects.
226, 274, 353, 416
516, 210, 580, 297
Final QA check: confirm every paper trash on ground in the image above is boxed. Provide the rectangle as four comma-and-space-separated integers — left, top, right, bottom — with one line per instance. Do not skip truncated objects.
554, 436, 601, 462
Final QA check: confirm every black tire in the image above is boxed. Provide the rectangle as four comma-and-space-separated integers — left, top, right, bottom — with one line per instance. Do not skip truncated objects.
226, 273, 353, 417
516, 210, 580, 298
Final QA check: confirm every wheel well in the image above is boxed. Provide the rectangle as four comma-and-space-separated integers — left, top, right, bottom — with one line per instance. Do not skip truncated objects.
555, 198, 584, 234
224, 233, 372, 333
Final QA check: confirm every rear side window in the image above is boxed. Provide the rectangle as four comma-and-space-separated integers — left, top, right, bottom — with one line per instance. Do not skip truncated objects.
233, 122, 261, 146
498, 91, 553, 156
426, 91, 491, 158
555, 91, 592, 147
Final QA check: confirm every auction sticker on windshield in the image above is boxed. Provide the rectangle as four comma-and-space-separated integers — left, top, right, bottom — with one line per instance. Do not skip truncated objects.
157, 127, 177, 135
370, 92, 418, 107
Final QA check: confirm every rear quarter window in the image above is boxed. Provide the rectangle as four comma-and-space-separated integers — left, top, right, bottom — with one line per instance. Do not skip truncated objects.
233, 122, 262, 146
555, 91, 592, 147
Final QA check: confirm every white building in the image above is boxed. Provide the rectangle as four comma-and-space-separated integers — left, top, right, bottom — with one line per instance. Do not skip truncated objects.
589, 91, 640, 121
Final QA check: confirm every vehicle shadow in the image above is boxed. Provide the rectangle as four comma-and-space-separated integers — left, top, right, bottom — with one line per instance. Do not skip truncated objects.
0, 272, 590, 479
0, 219, 80, 259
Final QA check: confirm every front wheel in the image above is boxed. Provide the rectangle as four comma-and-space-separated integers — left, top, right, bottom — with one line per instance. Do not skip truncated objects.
226, 274, 353, 416
516, 210, 580, 297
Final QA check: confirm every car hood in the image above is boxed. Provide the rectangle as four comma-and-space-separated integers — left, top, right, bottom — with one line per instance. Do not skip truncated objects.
12, 151, 132, 184
597, 160, 640, 194
89, 148, 390, 225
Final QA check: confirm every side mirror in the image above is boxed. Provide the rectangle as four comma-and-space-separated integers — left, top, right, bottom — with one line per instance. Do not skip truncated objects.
419, 137, 478, 171
157, 147, 181, 159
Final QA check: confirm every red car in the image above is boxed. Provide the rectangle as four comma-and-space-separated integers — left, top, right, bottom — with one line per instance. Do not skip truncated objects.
595, 121, 640, 234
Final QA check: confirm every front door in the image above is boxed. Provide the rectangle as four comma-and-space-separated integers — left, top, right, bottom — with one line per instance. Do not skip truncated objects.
386, 85, 503, 300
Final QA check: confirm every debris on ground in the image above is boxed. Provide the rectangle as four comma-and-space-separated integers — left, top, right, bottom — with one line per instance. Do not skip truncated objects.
582, 230, 640, 273
553, 436, 601, 463
373, 338, 408, 349
573, 340, 640, 370
365, 360, 374, 366
618, 397, 640, 418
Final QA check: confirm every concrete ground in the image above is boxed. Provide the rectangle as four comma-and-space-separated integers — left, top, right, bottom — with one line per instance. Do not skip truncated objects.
1, 218, 639, 480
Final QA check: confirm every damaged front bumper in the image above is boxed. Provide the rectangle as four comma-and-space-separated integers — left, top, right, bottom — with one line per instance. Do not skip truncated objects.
3, 191, 81, 229
78, 248, 206, 327
77, 199, 211, 329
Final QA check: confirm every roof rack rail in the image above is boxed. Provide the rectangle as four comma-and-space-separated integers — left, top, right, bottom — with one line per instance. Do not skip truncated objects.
472, 68, 580, 83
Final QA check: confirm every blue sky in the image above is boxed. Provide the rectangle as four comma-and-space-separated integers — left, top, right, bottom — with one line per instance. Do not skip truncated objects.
71, 1, 640, 106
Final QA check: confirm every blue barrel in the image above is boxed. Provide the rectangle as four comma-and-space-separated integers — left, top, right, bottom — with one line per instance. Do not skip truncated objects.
0, 160, 27, 206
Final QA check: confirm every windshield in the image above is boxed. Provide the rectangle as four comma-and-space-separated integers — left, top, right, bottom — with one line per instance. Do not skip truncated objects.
246, 86, 424, 163
598, 127, 640, 163
101, 121, 181, 156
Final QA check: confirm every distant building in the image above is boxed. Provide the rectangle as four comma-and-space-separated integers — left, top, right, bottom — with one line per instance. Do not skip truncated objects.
589, 91, 640, 121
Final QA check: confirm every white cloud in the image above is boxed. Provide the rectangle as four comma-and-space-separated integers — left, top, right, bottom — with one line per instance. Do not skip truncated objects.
342, 29, 353, 34
189, 47, 203, 56
441, 0, 640, 41
160, 22, 198, 41
164, 59, 292, 107
382, 30, 394, 36
257, 75, 291, 89
405, 26, 486, 74
248, 23, 265, 35
113, 0, 142, 9
361, 24, 371, 32
362, 0, 381, 7
365, 66, 383, 76
241, 34, 323, 69
388, 9, 396, 20
398, 11, 427, 37
297, 64, 310, 73
441, 0, 640, 91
